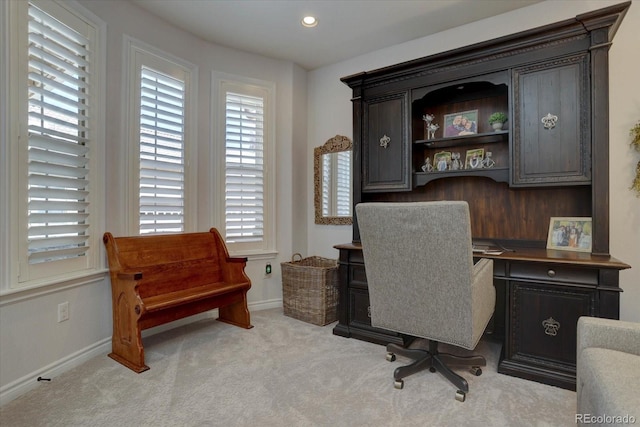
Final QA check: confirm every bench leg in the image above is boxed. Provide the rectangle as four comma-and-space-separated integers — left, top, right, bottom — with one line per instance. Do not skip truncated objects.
109, 293, 149, 373
218, 295, 253, 329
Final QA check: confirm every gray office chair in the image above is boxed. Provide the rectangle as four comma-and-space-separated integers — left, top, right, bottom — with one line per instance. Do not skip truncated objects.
356, 201, 495, 402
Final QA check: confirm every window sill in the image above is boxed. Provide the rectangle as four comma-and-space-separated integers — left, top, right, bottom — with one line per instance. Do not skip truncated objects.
0, 269, 109, 305
229, 250, 279, 261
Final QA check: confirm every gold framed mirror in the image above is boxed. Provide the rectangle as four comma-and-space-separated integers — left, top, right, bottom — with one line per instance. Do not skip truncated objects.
314, 135, 353, 225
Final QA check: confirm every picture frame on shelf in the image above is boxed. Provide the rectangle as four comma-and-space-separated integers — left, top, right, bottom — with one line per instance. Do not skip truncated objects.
443, 109, 478, 137
546, 217, 592, 252
433, 151, 451, 171
465, 148, 484, 169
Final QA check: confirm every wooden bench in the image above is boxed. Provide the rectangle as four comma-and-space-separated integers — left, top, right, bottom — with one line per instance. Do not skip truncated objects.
103, 228, 253, 372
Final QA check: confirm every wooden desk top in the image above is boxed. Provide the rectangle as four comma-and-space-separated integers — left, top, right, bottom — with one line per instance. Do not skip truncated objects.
334, 242, 630, 270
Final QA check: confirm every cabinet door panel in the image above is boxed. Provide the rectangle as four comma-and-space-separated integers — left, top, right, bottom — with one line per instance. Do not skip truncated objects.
509, 281, 594, 366
513, 54, 590, 186
362, 92, 410, 192
349, 288, 372, 327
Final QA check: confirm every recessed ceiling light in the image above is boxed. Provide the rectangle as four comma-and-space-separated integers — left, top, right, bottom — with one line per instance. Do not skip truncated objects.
301, 16, 318, 28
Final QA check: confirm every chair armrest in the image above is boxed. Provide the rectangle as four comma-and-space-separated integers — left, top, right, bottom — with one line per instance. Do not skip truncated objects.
468, 258, 495, 349
577, 316, 640, 357
472, 258, 493, 283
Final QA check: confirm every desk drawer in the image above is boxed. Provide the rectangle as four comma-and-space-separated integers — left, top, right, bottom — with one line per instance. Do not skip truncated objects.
510, 263, 597, 286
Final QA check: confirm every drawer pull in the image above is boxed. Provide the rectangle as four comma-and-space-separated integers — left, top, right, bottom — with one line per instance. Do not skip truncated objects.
542, 317, 560, 336
547, 269, 556, 278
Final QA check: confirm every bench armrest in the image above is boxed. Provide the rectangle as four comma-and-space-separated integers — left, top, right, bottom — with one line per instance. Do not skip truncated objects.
117, 271, 143, 281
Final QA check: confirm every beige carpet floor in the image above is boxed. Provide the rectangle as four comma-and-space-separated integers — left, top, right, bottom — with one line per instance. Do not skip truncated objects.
0, 308, 576, 426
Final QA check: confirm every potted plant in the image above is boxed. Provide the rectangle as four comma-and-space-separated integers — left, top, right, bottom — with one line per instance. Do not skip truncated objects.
488, 112, 508, 131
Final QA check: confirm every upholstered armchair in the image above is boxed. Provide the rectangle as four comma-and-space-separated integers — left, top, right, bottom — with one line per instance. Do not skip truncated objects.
356, 201, 495, 402
576, 317, 640, 425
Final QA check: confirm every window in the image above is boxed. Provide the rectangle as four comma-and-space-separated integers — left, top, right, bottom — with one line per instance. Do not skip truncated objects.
125, 37, 196, 235
2, 0, 105, 286
138, 67, 186, 234
225, 91, 264, 243
214, 75, 275, 255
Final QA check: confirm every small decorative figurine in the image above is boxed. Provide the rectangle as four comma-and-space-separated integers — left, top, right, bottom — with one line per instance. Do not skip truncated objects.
427, 123, 439, 140
422, 114, 439, 140
482, 151, 495, 168
421, 157, 433, 172
451, 152, 462, 170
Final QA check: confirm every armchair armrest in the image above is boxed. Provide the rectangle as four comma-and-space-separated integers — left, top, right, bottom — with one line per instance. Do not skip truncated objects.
577, 316, 640, 357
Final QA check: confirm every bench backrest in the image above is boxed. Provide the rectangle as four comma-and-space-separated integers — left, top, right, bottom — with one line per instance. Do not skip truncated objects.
103, 229, 229, 298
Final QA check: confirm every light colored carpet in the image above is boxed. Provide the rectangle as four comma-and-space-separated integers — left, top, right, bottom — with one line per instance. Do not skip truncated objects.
0, 308, 576, 426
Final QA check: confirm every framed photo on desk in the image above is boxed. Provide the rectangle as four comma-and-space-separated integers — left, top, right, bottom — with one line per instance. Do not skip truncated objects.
546, 217, 592, 252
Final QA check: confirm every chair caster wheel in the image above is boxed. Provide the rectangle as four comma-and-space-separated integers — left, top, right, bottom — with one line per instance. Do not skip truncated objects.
429, 367, 436, 373
455, 390, 466, 402
470, 366, 482, 376
386, 352, 396, 362
394, 379, 404, 389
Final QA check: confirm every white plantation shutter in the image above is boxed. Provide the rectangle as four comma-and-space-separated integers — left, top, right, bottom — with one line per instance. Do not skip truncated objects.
26, 3, 92, 264
225, 92, 264, 243
138, 67, 185, 234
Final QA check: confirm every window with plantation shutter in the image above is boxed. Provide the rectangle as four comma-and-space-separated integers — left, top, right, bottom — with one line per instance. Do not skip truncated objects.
138, 67, 186, 234
125, 37, 195, 236
214, 75, 274, 255
224, 91, 265, 243
3, 0, 105, 286
26, 3, 92, 265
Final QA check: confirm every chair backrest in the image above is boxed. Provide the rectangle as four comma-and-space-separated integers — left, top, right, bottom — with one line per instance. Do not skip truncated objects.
356, 201, 476, 346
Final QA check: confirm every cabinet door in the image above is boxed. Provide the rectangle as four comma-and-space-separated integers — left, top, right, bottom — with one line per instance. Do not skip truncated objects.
508, 281, 594, 369
362, 92, 410, 192
512, 54, 590, 186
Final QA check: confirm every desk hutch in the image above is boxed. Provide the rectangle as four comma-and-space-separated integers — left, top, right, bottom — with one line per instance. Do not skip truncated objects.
333, 3, 631, 390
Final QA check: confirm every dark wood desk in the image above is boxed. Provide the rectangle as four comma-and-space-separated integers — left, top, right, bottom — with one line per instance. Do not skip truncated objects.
332, 242, 630, 390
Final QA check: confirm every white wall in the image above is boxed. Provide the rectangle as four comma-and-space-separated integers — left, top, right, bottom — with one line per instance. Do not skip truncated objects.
307, 0, 640, 322
0, 0, 307, 404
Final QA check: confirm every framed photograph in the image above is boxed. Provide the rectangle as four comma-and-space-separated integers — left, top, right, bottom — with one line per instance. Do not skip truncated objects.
546, 217, 592, 252
465, 148, 484, 169
443, 109, 478, 137
433, 151, 451, 172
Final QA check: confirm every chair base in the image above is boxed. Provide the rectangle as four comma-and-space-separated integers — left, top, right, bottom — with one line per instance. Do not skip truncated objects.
386, 339, 486, 395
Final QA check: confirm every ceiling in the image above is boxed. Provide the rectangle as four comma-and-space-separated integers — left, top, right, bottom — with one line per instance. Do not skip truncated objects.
131, 0, 544, 70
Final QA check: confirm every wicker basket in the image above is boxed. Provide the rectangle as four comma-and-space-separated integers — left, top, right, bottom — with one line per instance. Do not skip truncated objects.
281, 253, 339, 326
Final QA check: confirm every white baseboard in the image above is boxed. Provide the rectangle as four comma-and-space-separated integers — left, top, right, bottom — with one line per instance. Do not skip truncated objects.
0, 299, 282, 407
0, 337, 111, 407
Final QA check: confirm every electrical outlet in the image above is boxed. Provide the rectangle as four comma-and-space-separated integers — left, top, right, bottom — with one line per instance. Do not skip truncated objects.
57, 301, 69, 322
